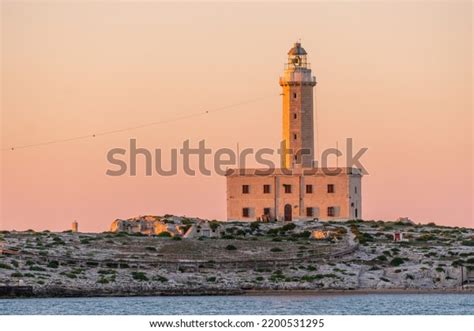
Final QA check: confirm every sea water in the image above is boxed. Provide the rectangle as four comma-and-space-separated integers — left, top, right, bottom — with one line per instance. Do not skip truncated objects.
0, 293, 473, 315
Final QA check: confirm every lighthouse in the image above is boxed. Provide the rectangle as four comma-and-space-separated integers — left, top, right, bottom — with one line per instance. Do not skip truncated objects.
225, 42, 362, 222
279, 42, 317, 169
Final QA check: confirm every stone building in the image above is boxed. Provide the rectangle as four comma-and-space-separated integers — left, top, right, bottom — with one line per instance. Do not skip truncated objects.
183, 221, 222, 239
226, 42, 362, 222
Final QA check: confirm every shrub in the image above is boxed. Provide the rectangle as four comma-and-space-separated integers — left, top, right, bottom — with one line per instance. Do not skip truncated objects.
250, 222, 260, 231
47, 260, 59, 268
11, 272, 23, 277
29, 266, 46, 272
172, 236, 182, 241
206, 276, 217, 282
360, 232, 374, 242
145, 246, 157, 251
390, 257, 405, 267
292, 231, 311, 238
52, 237, 66, 245
270, 270, 286, 281
416, 234, 436, 242
301, 274, 338, 282
452, 259, 465, 267
153, 275, 168, 282
209, 221, 220, 231
461, 240, 474, 247
97, 277, 109, 284
60, 272, 77, 279
406, 274, 414, 280
270, 247, 283, 252
225, 244, 237, 251
157, 231, 171, 238
131, 272, 149, 281
377, 255, 388, 262
435, 267, 445, 273
281, 223, 296, 232
0, 263, 12, 270
267, 228, 280, 236
181, 218, 193, 225
255, 276, 264, 281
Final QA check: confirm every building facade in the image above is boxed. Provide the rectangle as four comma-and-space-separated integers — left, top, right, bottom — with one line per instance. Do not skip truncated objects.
226, 167, 362, 221
225, 43, 363, 222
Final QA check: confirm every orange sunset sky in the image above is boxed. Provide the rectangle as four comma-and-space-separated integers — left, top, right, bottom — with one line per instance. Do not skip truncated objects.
1, 1, 472, 231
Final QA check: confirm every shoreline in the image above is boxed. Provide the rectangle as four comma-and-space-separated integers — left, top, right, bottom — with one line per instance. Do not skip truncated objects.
1, 286, 473, 299
242, 288, 474, 296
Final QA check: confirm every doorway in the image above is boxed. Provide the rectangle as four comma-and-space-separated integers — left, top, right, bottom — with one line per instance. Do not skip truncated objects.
284, 204, 292, 222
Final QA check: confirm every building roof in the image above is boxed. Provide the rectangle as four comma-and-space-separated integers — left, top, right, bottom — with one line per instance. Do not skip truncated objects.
288, 42, 307, 56
225, 167, 363, 177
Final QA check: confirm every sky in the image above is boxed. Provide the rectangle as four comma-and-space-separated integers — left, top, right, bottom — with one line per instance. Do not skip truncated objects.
1, 1, 472, 231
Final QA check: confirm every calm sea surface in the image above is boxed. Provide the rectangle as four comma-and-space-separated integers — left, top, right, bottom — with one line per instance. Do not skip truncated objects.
0, 294, 473, 315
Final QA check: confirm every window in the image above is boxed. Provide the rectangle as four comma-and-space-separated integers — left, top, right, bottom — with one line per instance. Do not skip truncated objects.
294, 133, 297, 140
327, 207, 335, 217
327, 184, 335, 193
306, 184, 313, 194
263, 184, 271, 194
263, 208, 271, 215
306, 207, 313, 217
242, 208, 250, 217
355, 186, 358, 194
242, 185, 250, 194
283, 184, 292, 194
293, 113, 297, 119
293, 92, 297, 99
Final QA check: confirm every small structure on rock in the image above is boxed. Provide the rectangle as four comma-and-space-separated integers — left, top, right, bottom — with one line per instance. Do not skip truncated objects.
183, 221, 222, 239
393, 231, 408, 242
72, 220, 78, 233
396, 217, 415, 225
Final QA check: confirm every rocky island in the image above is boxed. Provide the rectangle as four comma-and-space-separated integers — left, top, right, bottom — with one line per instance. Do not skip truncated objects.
0, 217, 473, 298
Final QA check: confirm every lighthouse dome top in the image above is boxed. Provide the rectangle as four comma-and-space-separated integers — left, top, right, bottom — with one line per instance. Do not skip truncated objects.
288, 42, 307, 56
